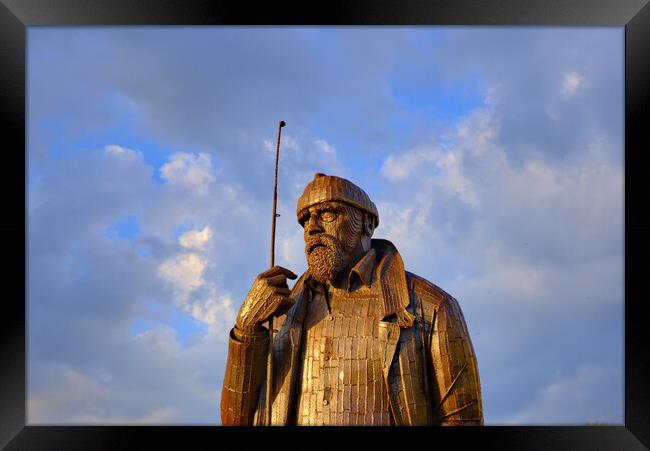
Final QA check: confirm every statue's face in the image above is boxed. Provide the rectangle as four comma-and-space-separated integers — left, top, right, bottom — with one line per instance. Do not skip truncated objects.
299, 201, 364, 283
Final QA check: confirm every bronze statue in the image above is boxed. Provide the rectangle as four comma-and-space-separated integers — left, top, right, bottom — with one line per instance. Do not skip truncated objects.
221, 173, 483, 425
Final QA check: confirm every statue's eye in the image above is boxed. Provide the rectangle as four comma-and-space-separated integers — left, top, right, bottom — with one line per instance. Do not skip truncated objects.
320, 211, 336, 222
299, 213, 310, 227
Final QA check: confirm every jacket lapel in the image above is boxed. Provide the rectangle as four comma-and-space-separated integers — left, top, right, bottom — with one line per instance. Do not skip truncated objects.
267, 276, 309, 425
378, 318, 403, 424
373, 239, 422, 426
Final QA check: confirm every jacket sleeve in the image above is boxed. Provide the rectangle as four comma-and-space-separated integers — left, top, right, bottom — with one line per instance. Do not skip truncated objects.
221, 273, 308, 426
220, 327, 269, 425
429, 295, 483, 425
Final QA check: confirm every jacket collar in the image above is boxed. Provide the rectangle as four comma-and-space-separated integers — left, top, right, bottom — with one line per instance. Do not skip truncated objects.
371, 239, 415, 327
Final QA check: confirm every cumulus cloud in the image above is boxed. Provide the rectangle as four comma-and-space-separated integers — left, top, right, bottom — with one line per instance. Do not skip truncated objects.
159, 226, 237, 336
160, 152, 215, 195
28, 139, 247, 424
381, 100, 621, 264
158, 253, 207, 296
188, 293, 237, 334
179, 226, 212, 251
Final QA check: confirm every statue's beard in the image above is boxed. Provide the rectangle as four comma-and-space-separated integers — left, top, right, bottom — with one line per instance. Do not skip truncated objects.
305, 234, 347, 284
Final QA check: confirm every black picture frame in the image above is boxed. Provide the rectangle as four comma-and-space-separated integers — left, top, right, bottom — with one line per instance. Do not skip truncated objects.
2, 0, 648, 449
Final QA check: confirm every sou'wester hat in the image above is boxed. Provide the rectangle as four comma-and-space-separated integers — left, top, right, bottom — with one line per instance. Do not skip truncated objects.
296, 173, 379, 228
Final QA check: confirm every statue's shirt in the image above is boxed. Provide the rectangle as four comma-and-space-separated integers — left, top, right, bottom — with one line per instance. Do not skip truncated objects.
294, 249, 394, 425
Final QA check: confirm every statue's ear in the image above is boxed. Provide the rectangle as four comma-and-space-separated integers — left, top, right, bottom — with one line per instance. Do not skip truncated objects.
360, 212, 374, 252
363, 212, 375, 238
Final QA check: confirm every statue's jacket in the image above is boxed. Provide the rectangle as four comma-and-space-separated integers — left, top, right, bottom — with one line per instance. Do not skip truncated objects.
221, 239, 483, 425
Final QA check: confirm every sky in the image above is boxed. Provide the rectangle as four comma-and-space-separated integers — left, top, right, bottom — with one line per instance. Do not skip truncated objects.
27, 27, 624, 425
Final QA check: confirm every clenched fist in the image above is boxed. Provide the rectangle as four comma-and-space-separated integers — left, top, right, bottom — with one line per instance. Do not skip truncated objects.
235, 266, 298, 336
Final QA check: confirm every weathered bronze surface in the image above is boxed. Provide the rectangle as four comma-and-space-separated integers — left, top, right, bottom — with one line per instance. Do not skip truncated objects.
221, 173, 483, 425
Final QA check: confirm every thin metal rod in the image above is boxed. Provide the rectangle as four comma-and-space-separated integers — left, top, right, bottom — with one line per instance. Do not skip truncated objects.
266, 119, 284, 425
270, 121, 284, 267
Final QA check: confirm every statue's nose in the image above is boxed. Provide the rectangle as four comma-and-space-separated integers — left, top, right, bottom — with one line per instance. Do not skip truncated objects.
306, 215, 323, 235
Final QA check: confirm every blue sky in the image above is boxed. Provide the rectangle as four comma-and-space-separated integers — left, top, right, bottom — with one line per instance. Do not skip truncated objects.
27, 27, 624, 424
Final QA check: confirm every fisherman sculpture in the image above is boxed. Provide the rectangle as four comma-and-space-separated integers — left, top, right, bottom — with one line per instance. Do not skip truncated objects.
221, 171, 483, 425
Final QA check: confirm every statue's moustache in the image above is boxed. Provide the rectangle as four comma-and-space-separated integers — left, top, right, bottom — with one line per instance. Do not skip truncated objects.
305, 234, 337, 255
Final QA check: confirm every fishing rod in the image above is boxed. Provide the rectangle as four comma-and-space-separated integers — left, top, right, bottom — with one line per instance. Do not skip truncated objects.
266, 119, 285, 425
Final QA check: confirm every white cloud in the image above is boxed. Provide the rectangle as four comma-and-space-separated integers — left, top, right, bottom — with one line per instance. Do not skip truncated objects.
561, 71, 586, 98
187, 294, 236, 334
384, 99, 622, 264
158, 253, 207, 296
380, 110, 492, 206
156, 247, 235, 334
104, 144, 142, 160
160, 152, 215, 195
373, 200, 432, 266
381, 145, 439, 181
437, 151, 479, 206
452, 108, 498, 157
159, 223, 237, 337
179, 226, 212, 251
314, 138, 336, 155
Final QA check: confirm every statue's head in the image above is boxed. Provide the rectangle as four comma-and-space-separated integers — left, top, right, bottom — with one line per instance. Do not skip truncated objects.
297, 173, 379, 284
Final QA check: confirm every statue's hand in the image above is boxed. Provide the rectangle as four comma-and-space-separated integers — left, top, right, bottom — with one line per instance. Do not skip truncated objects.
235, 265, 298, 334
